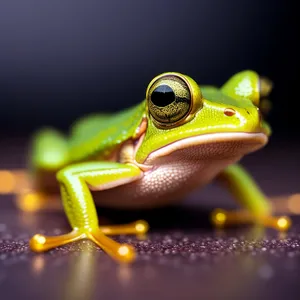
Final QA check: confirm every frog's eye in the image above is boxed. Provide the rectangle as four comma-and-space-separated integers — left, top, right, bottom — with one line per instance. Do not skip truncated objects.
146, 73, 202, 128
259, 76, 273, 98
259, 76, 273, 116
221, 71, 274, 107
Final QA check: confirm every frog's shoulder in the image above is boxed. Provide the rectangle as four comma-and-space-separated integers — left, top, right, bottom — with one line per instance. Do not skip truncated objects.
68, 101, 146, 162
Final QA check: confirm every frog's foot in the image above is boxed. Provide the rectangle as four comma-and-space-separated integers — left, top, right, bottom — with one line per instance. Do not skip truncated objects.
30, 220, 149, 263
211, 209, 291, 232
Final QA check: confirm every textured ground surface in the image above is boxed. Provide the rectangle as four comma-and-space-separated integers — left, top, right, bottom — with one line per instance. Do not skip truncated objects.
0, 137, 300, 300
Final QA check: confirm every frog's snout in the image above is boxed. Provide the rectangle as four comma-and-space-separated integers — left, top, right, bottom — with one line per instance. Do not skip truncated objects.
223, 105, 265, 134
243, 107, 265, 134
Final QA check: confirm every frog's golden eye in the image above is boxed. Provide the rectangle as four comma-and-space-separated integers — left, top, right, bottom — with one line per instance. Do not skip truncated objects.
221, 71, 274, 107
259, 76, 273, 116
146, 73, 202, 128
259, 76, 273, 98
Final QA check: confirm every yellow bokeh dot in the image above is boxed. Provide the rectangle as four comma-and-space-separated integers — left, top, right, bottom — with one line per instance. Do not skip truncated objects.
17, 192, 44, 212
0, 171, 16, 193
288, 194, 300, 214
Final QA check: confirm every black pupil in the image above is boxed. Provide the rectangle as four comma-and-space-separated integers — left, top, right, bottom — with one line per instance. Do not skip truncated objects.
151, 85, 175, 107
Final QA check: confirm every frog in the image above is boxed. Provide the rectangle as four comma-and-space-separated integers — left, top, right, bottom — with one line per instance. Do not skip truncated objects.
1, 70, 291, 263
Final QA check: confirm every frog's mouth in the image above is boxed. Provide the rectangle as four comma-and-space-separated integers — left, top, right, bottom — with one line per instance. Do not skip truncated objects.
143, 132, 268, 165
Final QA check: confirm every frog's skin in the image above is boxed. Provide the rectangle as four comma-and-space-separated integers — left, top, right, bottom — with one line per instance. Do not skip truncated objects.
21, 71, 290, 262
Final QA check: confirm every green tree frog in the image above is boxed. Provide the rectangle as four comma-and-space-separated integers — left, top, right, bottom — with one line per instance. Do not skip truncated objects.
2, 71, 292, 262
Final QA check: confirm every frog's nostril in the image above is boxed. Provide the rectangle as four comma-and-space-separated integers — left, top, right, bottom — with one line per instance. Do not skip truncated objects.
224, 108, 236, 117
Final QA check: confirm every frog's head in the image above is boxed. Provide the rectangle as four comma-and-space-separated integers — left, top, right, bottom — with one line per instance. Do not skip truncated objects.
135, 71, 272, 165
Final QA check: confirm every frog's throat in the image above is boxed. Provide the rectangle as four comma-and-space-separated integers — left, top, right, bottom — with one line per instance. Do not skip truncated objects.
141, 132, 268, 164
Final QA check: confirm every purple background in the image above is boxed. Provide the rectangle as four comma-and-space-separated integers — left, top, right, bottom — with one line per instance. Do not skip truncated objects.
0, 0, 299, 137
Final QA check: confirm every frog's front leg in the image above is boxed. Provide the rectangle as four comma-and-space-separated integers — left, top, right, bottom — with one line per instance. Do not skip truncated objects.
211, 164, 291, 231
30, 162, 149, 262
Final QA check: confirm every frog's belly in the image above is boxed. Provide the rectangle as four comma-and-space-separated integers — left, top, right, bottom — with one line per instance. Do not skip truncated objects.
93, 142, 248, 209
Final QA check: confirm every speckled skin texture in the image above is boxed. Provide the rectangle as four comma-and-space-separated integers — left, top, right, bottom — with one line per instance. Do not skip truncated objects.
95, 137, 260, 208
0, 138, 300, 300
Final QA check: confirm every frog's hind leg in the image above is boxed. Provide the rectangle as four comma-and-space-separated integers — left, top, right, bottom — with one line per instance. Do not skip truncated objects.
15, 128, 69, 212
30, 128, 69, 175
211, 164, 291, 231
30, 162, 149, 262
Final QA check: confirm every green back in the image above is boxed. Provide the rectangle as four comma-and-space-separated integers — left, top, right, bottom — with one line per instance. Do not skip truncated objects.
69, 101, 146, 162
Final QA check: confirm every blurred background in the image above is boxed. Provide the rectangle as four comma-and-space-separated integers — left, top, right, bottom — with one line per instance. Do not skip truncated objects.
0, 3, 300, 299
0, 0, 299, 138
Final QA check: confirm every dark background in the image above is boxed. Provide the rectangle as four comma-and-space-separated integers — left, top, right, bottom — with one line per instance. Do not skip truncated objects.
1, 2, 300, 300
0, 0, 299, 138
